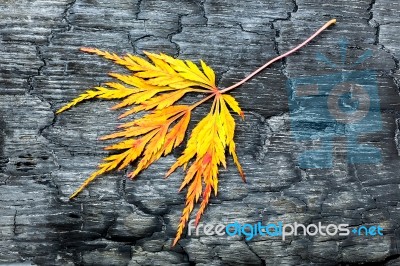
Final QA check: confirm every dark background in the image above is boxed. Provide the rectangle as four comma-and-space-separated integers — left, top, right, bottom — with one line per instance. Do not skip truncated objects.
0, 0, 400, 265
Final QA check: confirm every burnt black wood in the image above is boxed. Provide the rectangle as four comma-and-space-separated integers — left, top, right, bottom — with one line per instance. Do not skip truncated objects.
1, 0, 400, 265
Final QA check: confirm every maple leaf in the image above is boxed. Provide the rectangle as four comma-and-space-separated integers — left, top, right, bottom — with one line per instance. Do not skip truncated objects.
56, 19, 336, 246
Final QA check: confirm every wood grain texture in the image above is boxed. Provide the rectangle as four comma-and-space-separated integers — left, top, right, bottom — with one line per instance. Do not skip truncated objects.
0, 0, 400, 265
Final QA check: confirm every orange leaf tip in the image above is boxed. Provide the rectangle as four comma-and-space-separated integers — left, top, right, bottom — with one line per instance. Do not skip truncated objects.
80, 47, 95, 53
118, 113, 129, 119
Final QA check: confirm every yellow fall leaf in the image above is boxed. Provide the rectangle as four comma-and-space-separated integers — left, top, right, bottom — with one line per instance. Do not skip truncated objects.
56, 18, 336, 247
58, 48, 243, 247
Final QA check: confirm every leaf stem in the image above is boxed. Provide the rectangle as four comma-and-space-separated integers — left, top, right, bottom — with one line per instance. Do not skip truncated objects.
220, 18, 336, 94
